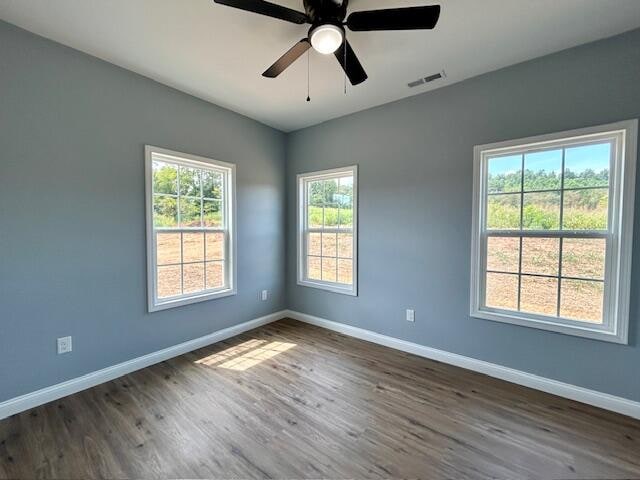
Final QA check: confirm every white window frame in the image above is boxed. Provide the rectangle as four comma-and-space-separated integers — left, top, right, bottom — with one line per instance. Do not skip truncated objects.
145, 145, 237, 312
470, 120, 637, 344
297, 165, 358, 296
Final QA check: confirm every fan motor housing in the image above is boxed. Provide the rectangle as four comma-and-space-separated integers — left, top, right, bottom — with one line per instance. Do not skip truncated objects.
304, 0, 348, 25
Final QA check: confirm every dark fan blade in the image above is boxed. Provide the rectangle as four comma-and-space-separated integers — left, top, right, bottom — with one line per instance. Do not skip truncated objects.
346, 5, 440, 31
213, 0, 307, 24
263, 39, 311, 78
334, 40, 367, 85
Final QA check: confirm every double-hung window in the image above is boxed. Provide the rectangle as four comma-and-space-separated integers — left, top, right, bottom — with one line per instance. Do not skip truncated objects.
298, 166, 358, 296
145, 146, 236, 312
470, 120, 637, 343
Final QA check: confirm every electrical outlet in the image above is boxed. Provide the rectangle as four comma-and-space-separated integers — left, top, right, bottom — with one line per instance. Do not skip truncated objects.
406, 309, 415, 322
261, 290, 268, 301
57, 336, 72, 354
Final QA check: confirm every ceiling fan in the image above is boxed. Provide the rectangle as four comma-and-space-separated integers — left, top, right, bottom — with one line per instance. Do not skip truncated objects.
212, 0, 441, 85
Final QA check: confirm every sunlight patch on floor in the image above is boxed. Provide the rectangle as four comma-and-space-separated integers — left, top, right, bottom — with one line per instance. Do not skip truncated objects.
195, 340, 297, 371
218, 341, 296, 371
195, 339, 266, 366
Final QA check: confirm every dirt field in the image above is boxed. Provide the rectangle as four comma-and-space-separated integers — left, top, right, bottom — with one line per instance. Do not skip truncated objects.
155, 230, 354, 297
155, 230, 601, 321
156, 232, 225, 298
307, 232, 353, 284
485, 236, 605, 322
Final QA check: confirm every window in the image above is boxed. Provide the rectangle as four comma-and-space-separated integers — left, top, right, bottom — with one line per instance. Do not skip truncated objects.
471, 120, 637, 343
145, 146, 236, 312
297, 166, 358, 295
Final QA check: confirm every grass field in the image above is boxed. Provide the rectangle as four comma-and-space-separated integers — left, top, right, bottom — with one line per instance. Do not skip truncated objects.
308, 206, 353, 228
487, 189, 608, 230
153, 195, 223, 228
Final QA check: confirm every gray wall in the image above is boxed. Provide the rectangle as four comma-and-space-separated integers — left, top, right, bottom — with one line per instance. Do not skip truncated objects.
0, 21, 286, 402
3, 17, 640, 406
286, 29, 640, 402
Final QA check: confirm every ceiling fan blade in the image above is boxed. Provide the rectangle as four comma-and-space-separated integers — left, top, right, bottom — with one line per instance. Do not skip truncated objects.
346, 5, 441, 31
263, 39, 311, 78
213, 0, 308, 24
334, 40, 368, 86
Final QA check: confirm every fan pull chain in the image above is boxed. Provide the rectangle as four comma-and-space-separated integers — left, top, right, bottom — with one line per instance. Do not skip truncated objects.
343, 37, 347, 95
306, 49, 311, 102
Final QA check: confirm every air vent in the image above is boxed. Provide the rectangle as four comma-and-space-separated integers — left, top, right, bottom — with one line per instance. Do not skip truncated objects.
408, 70, 446, 88
424, 72, 443, 83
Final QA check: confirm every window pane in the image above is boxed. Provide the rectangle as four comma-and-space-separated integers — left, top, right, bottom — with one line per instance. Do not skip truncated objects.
562, 188, 608, 230
564, 143, 610, 189
205, 261, 224, 289
149, 151, 234, 307
202, 171, 223, 199
153, 161, 178, 195
203, 199, 223, 228
322, 257, 337, 282
337, 176, 353, 229
485, 272, 518, 310
523, 149, 562, 191
486, 236, 519, 273
180, 197, 201, 227
156, 233, 181, 265
179, 166, 201, 197
307, 256, 321, 280
308, 180, 324, 208
183, 232, 204, 263
153, 195, 178, 227
322, 232, 337, 257
337, 259, 353, 285
562, 238, 606, 280
338, 206, 353, 229
323, 204, 339, 228
300, 169, 357, 292
307, 232, 321, 256
323, 178, 338, 204
337, 233, 353, 258
487, 193, 520, 229
560, 279, 604, 323
520, 276, 558, 317
337, 176, 353, 203
308, 205, 323, 228
205, 232, 224, 261
157, 265, 181, 298
487, 154, 522, 193
521, 237, 559, 276
523, 191, 560, 230
183, 263, 204, 293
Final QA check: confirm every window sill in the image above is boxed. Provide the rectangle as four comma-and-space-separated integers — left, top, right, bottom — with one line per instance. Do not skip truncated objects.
149, 288, 236, 312
298, 279, 357, 297
470, 308, 627, 344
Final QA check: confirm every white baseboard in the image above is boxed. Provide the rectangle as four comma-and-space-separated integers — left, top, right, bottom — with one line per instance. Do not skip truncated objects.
0, 310, 287, 420
285, 310, 640, 420
3, 309, 639, 422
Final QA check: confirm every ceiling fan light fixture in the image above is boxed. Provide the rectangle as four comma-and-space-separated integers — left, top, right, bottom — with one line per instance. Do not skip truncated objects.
310, 24, 344, 54
214, 0, 442, 85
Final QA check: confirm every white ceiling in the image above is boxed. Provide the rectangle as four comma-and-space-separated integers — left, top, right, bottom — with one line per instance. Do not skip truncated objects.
2, 0, 640, 132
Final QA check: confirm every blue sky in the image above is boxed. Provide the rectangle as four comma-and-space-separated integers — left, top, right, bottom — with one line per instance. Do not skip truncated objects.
565, 143, 610, 173
488, 142, 611, 176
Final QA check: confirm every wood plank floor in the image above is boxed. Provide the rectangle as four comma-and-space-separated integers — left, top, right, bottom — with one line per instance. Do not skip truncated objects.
1, 318, 639, 479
